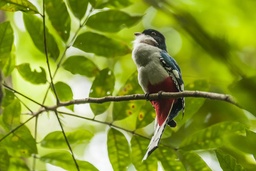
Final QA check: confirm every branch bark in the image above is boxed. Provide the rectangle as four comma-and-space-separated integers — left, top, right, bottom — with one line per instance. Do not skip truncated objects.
45, 90, 240, 111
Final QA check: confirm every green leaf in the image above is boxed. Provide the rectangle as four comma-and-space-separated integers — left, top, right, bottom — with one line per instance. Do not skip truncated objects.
180, 122, 246, 151
41, 130, 93, 148
0, 148, 9, 171
2, 99, 21, 128
0, 0, 39, 13
62, 56, 99, 77
112, 72, 155, 128
0, 21, 15, 76
1, 126, 37, 157
1, 89, 15, 107
178, 150, 211, 171
176, 80, 209, 127
67, 0, 89, 19
229, 76, 256, 116
216, 149, 246, 171
156, 146, 185, 171
17, 63, 47, 84
89, 68, 115, 115
40, 151, 98, 171
23, 13, 60, 60
86, 10, 142, 32
93, 0, 132, 8
8, 158, 29, 171
54, 81, 73, 102
131, 136, 157, 170
73, 32, 131, 57
45, 0, 71, 42
228, 130, 256, 158
107, 128, 130, 170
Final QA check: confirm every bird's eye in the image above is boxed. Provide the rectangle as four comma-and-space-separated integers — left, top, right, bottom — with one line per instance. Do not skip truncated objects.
151, 32, 156, 36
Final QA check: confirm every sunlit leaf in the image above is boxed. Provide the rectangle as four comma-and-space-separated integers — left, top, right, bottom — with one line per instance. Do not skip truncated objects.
180, 122, 246, 151
0, 0, 38, 13
90, 68, 115, 115
2, 99, 21, 128
73, 32, 131, 57
86, 10, 142, 32
112, 72, 155, 128
8, 158, 29, 171
229, 76, 256, 116
178, 150, 211, 171
107, 128, 130, 170
216, 149, 246, 171
41, 130, 93, 148
23, 13, 60, 60
0, 148, 9, 171
2, 126, 37, 157
131, 136, 157, 170
17, 63, 47, 84
0, 21, 15, 76
62, 56, 99, 77
40, 151, 98, 171
67, 0, 89, 19
45, 0, 71, 42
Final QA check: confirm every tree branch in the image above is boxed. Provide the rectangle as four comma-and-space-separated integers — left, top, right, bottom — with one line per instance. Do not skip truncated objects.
44, 90, 240, 111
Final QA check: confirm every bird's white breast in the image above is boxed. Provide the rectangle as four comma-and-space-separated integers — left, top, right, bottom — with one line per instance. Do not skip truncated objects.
132, 39, 169, 93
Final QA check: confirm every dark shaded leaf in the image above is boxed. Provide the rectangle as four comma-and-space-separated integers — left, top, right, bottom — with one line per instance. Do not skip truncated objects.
67, 0, 89, 19
178, 150, 211, 171
2, 99, 21, 128
180, 122, 246, 151
95, 0, 132, 8
62, 56, 99, 77
41, 130, 93, 148
45, 0, 71, 42
90, 68, 115, 115
1, 89, 15, 107
0, 0, 38, 13
23, 13, 60, 60
1, 126, 37, 157
216, 149, 246, 171
0, 148, 9, 171
86, 10, 142, 32
131, 136, 157, 170
73, 32, 131, 57
107, 128, 130, 170
175, 80, 209, 127
229, 76, 256, 115
40, 151, 98, 171
17, 63, 47, 84
0, 21, 15, 76
54, 81, 73, 102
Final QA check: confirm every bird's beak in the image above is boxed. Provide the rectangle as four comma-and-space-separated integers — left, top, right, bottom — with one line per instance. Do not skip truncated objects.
134, 32, 142, 36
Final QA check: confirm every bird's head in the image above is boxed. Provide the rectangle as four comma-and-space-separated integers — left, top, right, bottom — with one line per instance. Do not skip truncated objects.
134, 29, 167, 51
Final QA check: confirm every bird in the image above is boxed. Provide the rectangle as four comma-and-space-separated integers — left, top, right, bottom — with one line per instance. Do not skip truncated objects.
132, 29, 185, 160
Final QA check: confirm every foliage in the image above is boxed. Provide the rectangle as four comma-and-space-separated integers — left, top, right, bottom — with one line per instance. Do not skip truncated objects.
0, 0, 256, 171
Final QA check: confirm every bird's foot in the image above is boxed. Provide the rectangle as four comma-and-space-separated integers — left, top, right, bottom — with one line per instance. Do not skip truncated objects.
145, 93, 150, 100
157, 91, 163, 99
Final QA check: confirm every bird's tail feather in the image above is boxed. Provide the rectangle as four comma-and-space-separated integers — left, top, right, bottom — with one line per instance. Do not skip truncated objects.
142, 102, 174, 161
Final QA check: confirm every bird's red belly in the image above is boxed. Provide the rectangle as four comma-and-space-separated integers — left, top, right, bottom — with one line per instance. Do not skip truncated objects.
147, 77, 178, 126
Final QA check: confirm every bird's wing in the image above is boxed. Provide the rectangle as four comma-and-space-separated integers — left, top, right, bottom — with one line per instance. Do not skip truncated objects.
142, 102, 174, 161
160, 51, 185, 116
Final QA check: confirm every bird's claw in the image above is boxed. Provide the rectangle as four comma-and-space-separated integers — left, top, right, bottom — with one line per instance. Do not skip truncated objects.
145, 93, 150, 100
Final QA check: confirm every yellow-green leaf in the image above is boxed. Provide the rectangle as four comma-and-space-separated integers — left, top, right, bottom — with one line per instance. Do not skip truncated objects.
0, 0, 38, 13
